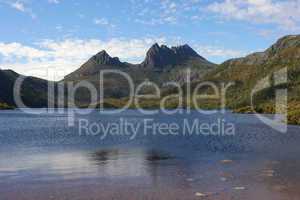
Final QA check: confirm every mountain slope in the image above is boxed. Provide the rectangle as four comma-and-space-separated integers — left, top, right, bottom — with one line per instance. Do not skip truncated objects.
201, 35, 300, 116
65, 50, 130, 80
0, 69, 53, 108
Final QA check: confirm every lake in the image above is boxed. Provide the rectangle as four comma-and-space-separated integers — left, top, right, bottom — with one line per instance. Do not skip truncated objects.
0, 109, 300, 200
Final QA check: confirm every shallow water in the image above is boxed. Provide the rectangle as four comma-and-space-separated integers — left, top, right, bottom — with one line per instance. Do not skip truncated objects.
0, 109, 300, 200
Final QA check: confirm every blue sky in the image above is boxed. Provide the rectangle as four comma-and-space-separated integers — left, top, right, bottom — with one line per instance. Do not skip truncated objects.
0, 0, 299, 80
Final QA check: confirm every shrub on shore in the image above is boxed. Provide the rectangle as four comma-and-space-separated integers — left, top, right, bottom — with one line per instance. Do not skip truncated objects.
288, 110, 300, 125
0, 102, 14, 110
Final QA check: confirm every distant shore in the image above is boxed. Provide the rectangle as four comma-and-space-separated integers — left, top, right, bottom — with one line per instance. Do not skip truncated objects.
234, 101, 300, 125
1, 97, 299, 126
95, 98, 300, 126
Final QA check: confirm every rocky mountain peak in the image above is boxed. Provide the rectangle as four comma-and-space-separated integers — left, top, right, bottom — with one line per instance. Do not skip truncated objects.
151, 43, 160, 50
142, 43, 176, 68
267, 35, 300, 56
172, 44, 204, 60
65, 42, 216, 81
91, 50, 121, 65
141, 43, 206, 68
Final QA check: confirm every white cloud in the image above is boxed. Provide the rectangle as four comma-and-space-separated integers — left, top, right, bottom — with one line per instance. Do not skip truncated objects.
133, 0, 202, 25
257, 29, 274, 37
132, 0, 206, 25
55, 25, 63, 31
0, 42, 47, 60
78, 13, 85, 19
0, 38, 166, 80
0, 37, 249, 80
191, 15, 203, 21
161, 1, 177, 14
164, 16, 177, 24
94, 18, 109, 26
94, 18, 116, 28
207, 0, 300, 30
195, 45, 247, 60
6, 0, 36, 19
48, 0, 60, 4
11, 1, 25, 11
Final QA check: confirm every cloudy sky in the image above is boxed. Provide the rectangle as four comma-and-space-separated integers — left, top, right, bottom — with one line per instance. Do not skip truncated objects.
0, 0, 299, 80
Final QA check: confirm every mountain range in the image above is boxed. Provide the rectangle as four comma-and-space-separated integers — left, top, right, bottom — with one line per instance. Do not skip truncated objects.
1, 34, 300, 124
65, 43, 215, 81
63, 43, 216, 104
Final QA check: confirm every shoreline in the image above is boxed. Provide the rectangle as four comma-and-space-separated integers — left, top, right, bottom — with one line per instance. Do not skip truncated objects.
1, 104, 299, 126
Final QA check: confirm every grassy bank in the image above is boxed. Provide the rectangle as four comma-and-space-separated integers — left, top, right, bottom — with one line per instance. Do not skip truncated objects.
234, 101, 300, 125
98, 98, 300, 125
94, 97, 222, 110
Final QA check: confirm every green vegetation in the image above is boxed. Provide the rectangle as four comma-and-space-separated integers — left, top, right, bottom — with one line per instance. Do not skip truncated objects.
0, 69, 52, 108
94, 96, 223, 111
287, 102, 300, 125
200, 35, 300, 125
0, 102, 14, 110
234, 106, 255, 114
288, 110, 300, 125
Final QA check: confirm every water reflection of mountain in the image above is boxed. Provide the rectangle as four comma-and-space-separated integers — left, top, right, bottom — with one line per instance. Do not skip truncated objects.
90, 149, 174, 164
88, 148, 194, 190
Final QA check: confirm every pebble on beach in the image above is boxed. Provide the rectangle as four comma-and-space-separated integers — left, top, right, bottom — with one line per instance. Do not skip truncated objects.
221, 159, 233, 164
233, 186, 246, 190
261, 169, 275, 177
220, 177, 227, 182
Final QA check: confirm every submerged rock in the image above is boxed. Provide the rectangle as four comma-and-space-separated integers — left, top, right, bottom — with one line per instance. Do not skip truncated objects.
233, 186, 246, 190
195, 192, 207, 197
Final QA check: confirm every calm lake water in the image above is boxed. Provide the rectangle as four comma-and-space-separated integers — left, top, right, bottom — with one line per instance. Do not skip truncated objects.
0, 109, 300, 200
